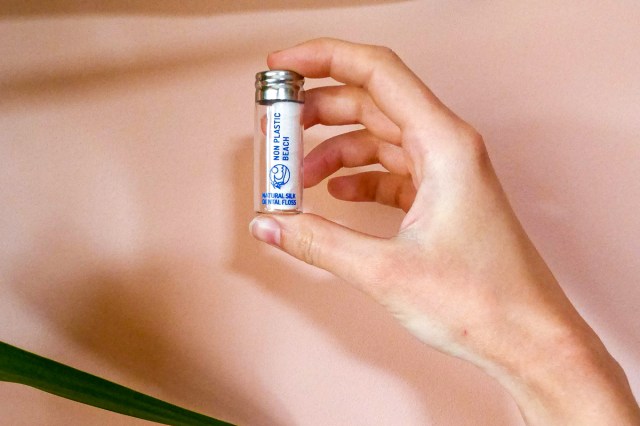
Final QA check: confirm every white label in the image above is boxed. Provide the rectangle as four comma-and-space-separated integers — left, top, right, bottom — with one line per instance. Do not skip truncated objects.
262, 101, 302, 211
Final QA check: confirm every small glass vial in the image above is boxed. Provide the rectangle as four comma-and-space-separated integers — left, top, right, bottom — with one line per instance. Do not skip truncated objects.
254, 70, 305, 214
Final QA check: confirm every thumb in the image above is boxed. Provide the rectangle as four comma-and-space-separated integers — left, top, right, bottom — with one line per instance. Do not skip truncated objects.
249, 213, 386, 284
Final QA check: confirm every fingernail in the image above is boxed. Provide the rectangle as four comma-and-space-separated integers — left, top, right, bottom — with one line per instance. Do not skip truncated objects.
249, 216, 281, 246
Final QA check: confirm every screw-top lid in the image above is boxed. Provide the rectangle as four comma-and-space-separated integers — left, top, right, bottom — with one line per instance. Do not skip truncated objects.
255, 70, 305, 103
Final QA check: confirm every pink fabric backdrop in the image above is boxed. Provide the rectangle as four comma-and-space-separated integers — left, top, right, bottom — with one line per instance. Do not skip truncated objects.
1, 1, 638, 424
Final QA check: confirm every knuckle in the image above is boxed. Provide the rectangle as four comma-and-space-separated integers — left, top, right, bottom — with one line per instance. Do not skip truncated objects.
465, 129, 491, 170
396, 179, 416, 212
295, 229, 319, 266
316, 37, 337, 49
362, 44, 401, 64
375, 45, 400, 61
464, 125, 485, 149
360, 45, 404, 88
452, 124, 490, 169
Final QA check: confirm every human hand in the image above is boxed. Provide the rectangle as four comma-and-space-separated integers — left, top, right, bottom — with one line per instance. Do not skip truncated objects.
249, 38, 640, 424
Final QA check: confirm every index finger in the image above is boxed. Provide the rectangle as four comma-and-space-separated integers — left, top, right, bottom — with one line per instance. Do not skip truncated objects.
267, 38, 447, 132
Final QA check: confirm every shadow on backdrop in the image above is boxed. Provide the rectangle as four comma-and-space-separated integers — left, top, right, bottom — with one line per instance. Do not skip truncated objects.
0, 0, 409, 17
0, 38, 258, 108
7, 230, 292, 425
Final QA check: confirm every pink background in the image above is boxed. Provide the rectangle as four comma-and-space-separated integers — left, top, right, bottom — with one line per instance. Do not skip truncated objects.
1, 1, 638, 424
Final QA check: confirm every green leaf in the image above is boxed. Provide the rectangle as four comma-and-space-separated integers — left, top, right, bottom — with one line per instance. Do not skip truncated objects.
0, 341, 234, 425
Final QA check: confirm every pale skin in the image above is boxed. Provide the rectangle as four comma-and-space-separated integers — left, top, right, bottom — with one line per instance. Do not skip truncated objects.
249, 38, 640, 424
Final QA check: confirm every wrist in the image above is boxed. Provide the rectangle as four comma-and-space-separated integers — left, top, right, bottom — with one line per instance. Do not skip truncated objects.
489, 308, 640, 424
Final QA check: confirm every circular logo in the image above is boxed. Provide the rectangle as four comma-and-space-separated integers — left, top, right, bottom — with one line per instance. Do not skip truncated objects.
269, 164, 290, 189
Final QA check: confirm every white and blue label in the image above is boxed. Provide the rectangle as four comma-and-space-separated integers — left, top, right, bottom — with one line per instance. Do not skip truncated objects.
262, 101, 302, 210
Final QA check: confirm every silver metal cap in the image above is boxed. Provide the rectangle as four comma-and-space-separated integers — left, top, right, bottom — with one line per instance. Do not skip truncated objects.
255, 70, 305, 103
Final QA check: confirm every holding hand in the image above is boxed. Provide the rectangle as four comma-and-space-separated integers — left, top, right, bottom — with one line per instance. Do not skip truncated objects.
250, 38, 640, 425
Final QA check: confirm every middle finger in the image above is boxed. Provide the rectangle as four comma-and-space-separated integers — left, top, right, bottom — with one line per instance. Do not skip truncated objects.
304, 85, 402, 144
